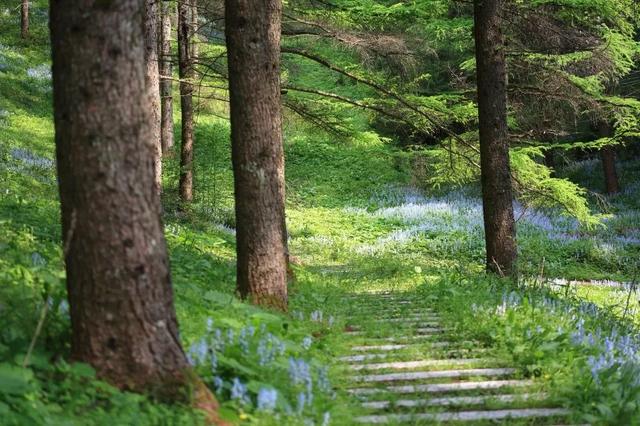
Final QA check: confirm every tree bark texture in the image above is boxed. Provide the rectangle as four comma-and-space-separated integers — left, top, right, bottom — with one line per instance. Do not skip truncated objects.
474, 0, 518, 277
144, 0, 163, 193
50, 0, 193, 399
225, 0, 289, 310
178, 0, 196, 202
597, 121, 620, 194
21, 0, 29, 39
160, 1, 175, 153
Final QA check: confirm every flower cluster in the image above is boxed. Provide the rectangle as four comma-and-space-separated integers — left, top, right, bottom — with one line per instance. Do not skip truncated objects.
571, 321, 640, 387
344, 185, 639, 259
186, 318, 333, 422
26, 64, 52, 81
310, 310, 323, 322
230, 377, 250, 405
490, 284, 640, 393
287, 357, 334, 414
257, 388, 278, 411
292, 310, 335, 327
302, 336, 313, 350
496, 291, 521, 316
549, 277, 637, 291
257, 332, 286, 366
11, 148, 54, 170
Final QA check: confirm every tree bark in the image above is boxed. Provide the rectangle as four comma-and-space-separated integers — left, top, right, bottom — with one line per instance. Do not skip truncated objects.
160, 1, 175, 154
21, 0, 29, 39
473, 0, 517, 277
178, 0, 196, 202
49, 0, 218, 410
597, 121, 620, 194
225, 0, 289, 310
144, 0, 163, 193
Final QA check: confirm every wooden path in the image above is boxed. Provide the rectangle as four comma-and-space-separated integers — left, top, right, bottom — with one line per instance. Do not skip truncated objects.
338, 292, 583, 425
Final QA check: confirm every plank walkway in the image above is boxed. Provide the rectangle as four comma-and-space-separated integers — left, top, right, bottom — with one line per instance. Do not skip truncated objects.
338, 292, 580, 425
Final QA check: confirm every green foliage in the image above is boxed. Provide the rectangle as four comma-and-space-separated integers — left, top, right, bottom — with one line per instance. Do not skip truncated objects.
526, 0, 637, 35
426, 272, 640, 424
511, 148, 602, 227
0, 359, 204, 426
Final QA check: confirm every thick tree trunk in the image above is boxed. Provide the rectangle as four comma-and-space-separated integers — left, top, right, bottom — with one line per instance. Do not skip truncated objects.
160, 2, 175, 154
225, 0, 289, 309
144, 0, 163, 193
473, 0, 517, 277
49, 0, 217, 409
597, 121, 620, 194
21, 0, 29, 39
178, 0, 195, 202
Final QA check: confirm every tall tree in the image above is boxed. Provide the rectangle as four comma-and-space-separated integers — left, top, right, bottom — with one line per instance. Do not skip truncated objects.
178, 0, 196, 202
145, 0, 163, 192
160, 1, 175, 153
473, 0, 517, 276
597, 121, 620, 194
225, 0, 289, 309
21, 0, 28, 39
49, 0, 222, 418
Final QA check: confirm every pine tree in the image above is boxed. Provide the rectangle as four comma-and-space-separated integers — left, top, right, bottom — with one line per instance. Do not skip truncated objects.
49, 1, 223, 420
144, 0, 163, 193
226, 0, 289, 309
20, 0, 28, 39
178, 0, 196, 202
473, 0, 517, 276
160, 1, 175, 154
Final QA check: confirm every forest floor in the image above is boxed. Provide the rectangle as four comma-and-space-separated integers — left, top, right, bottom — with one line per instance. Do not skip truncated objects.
2, 1, 640, 425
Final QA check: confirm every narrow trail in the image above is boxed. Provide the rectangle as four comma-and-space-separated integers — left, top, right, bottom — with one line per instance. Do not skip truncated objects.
336, 291, 582, 425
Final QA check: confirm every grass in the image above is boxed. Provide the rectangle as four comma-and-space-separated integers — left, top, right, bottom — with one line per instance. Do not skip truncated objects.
2, 1, 640, 424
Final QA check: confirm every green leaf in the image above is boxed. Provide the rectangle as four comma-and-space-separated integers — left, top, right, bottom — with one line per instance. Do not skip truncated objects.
203, 290, 233, 305
69, 362, 96, 378
250, 312, 283, 326
246, 380, 274, 394
0, 363, 35, 395
217, 355, 258, 378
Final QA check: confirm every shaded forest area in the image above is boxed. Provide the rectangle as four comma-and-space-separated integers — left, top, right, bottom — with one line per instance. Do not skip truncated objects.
1, 0, 640, 425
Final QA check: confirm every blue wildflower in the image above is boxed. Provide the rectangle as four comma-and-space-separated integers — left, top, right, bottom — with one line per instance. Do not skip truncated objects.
257, 388, 278, 411
230, 377, 250, 404
302, 336, 312, 350
296, 392, 306, 414
322, 411, 331, 426
213, 376, 224, 394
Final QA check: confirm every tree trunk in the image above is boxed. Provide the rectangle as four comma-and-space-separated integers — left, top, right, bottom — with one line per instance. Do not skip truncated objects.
473, 0, 517, 277
144, 0, 163, 193
21, 0, 29, 39
49, 0, 218, 411
160, 2, 175, 154
597, 121, 620, 194
178, 0, 196, 203
543, 148, 555, 168
191, 0, 199, 58
225, 0, 289, 310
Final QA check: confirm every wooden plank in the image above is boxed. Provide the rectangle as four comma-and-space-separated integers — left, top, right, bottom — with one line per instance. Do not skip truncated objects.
352, 368, 516, 383
354, 408, 570, 424
348, 379, 534, 396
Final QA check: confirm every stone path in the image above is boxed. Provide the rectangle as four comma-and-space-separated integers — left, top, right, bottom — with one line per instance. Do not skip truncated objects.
338, 292, 580, 425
